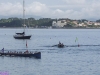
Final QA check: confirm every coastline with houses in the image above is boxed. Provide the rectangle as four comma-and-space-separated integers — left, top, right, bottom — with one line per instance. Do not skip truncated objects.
52, 19, 100, 28
0, 18, 100, 29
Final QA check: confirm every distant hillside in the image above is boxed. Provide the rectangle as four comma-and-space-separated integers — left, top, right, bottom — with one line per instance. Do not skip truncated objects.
0, 15, 42, 20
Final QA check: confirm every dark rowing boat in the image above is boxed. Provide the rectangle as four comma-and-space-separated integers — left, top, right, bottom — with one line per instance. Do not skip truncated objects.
58, 41, 64, 48
58, 44, 64, 48
0, 52, 41, 59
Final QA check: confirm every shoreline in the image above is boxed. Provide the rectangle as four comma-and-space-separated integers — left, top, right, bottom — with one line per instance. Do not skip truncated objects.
0, 27, 100, 29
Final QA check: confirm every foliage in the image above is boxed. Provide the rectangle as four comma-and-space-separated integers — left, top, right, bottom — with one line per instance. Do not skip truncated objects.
0, 18, 53, 27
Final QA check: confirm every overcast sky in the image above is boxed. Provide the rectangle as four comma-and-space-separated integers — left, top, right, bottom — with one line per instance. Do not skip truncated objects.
0, 0, 100, 20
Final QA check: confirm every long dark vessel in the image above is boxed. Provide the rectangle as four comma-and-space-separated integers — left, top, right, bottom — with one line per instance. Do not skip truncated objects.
0, 41, 41, 59
0, 51, 41, 59
13, 0, 31, 39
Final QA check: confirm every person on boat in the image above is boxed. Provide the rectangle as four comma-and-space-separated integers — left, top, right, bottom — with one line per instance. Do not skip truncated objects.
78, 44, 80, 47
24, 50, 29, 54
59, 41, 61, 45
62, 43, 64, 46
58, 41, 61, 46
22, 32, 25, 35
26, 50, 28, 53
30, 52, 32, 54
1, 48, 4, 53
58, 42, 64, 47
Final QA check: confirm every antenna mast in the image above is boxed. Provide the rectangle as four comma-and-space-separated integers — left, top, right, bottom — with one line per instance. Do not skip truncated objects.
23, 0, 25, 32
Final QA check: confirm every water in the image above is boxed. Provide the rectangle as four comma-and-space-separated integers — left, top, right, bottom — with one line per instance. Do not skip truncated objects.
0, 29, 100, 75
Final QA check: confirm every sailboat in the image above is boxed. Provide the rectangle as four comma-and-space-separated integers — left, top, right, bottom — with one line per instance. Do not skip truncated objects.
13, 0, 31, 39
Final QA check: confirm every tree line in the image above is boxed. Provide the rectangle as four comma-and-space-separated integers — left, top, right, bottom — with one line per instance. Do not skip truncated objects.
0, 18, 53, 27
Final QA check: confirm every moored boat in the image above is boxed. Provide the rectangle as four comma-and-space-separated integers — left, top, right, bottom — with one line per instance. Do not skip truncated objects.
13, 33, 31, 39
13, 0, 32, 39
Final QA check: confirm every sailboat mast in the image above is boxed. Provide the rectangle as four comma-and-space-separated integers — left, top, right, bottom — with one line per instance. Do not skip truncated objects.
23, 0, 25, 33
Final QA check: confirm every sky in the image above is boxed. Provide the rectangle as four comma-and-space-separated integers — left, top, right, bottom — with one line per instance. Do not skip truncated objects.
0, 0, 100, 20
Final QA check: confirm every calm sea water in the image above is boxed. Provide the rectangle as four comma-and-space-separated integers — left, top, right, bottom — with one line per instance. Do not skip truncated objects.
0, 29, 100, 75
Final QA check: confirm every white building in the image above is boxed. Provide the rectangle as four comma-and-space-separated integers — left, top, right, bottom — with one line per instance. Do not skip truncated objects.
78, 23, 86, 27
52, 20, 67, 28
94, 23, 100, 26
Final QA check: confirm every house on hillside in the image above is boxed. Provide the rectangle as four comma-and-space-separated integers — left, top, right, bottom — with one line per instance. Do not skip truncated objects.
52, 20, 67, 28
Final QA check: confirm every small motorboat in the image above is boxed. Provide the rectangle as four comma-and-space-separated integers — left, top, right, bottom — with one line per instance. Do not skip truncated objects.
58, 41, 64, 48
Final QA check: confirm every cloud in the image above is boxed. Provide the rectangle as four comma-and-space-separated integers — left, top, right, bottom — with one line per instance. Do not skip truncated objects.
0, 1, 50, 17
0, 2, 22, 16
63, 0, 86, 4
0, 0, 100, 20
26, 2, 49, 15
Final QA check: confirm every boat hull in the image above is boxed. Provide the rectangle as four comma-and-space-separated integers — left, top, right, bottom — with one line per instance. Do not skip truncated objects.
13, 35, 31, 39
0, 52, 41, 59
58, 44, 64, 48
